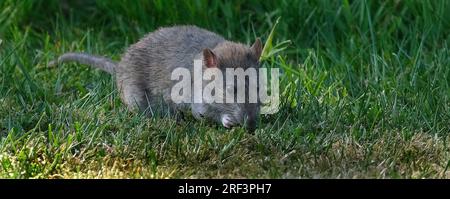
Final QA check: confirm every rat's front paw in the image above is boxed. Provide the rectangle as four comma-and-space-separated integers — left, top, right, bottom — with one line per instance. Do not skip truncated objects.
221, 114, 235, 128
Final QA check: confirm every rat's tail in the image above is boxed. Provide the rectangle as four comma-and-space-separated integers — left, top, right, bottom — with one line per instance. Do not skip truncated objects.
49, 53, 117, 74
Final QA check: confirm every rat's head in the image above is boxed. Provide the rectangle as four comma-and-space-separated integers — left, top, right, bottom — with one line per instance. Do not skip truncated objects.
192, 38, 263, 132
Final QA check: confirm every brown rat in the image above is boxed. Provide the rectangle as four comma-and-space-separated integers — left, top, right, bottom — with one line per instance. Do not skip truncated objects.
51, 25, 262, 131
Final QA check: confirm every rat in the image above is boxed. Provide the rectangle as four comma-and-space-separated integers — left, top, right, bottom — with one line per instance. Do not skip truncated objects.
50, 25, 262, 132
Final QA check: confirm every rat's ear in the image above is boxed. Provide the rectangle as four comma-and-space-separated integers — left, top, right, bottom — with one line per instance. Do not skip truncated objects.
203, 48, 218, 68
251, 38, 263, 60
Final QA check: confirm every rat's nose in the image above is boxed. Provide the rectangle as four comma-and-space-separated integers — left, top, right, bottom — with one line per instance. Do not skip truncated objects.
245, 113, 257, 132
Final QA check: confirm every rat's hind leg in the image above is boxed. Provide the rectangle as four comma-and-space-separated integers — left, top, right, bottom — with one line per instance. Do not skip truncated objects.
118, 79, 173, 117
117, 79, 149, 113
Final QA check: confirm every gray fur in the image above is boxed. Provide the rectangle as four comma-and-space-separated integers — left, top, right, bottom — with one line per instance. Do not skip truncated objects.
52, 25, 262, 131
49, 52, 116, 74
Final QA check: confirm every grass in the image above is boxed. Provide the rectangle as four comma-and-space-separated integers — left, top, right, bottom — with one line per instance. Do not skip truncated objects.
0, 0, 449, 178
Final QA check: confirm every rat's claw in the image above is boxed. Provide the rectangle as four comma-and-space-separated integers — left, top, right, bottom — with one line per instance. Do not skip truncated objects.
221, 115, 234, 128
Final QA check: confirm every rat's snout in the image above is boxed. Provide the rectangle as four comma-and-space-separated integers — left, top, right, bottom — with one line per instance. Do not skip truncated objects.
245, 118, 256, 132
245, 111, 257, 132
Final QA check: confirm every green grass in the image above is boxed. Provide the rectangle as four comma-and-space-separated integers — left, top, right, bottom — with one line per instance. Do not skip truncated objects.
0, 0, 449, 178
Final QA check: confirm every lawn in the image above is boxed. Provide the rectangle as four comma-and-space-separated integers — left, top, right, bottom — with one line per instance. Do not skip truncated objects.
0, 0, 449, 178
